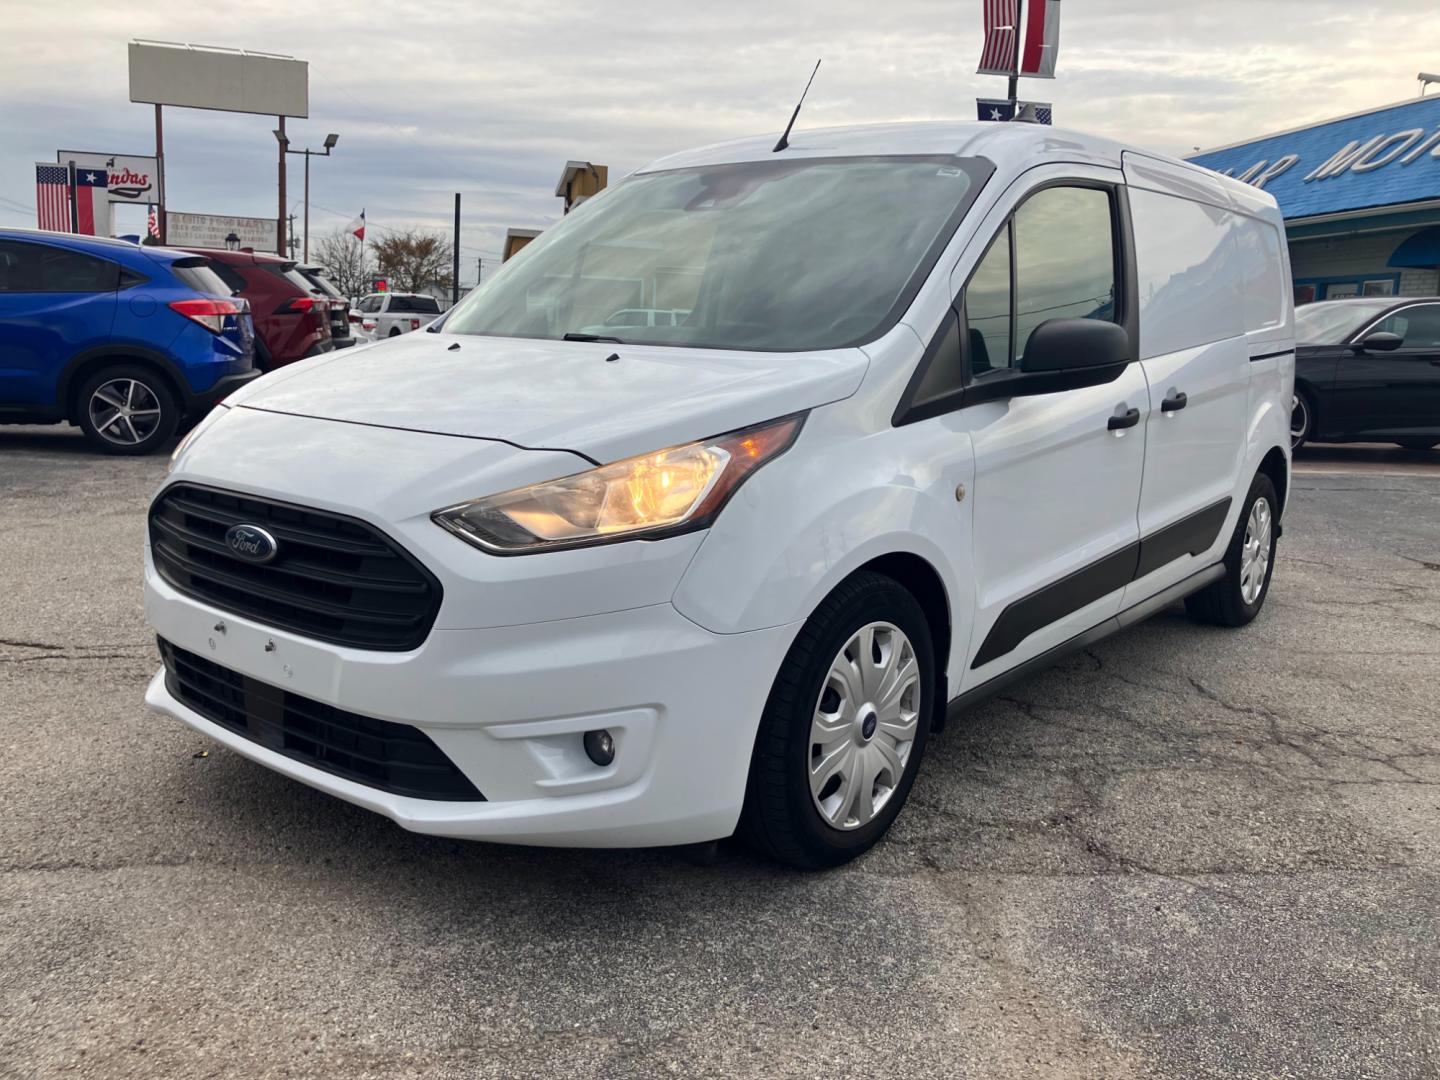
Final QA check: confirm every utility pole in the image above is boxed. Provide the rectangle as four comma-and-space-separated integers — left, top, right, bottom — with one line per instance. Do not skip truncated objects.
476, 256, 483, 289
288, 215, 297, 259
452, 193, 461, 306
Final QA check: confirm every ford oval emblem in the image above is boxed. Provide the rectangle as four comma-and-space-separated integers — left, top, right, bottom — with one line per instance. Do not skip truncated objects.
224, 524, 279, 564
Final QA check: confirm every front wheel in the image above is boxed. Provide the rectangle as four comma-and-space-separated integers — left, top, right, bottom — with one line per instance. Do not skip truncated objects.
740, 571, 935, 870
1185, 473, 1279, 627
75, 365, 179, 455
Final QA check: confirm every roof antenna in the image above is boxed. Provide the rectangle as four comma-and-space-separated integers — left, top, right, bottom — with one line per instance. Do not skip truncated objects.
773, 59, 822, 153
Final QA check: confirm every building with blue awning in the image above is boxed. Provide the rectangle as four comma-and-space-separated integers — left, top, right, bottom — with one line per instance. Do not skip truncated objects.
1189, 96, 1440, 304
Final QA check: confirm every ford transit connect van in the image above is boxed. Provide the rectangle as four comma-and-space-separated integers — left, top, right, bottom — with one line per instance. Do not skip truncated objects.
145, 122, 1294, 868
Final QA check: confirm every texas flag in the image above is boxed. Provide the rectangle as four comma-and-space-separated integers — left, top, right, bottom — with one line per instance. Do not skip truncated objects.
72, 168, 108, 235
347, 209, 366, 242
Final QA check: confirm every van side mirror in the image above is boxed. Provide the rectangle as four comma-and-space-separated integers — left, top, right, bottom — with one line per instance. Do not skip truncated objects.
1020, 318, 1132, 375
1356, 330, 1403, 353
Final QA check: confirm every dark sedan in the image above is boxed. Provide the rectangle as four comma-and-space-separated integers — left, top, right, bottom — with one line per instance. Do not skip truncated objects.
1293, 298, 1440, 450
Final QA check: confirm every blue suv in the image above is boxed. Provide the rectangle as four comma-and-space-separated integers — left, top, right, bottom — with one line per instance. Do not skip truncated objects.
0, 229, 259, 454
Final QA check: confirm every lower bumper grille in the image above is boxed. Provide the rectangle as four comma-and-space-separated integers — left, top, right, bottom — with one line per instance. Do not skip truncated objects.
159, 638, 484, 801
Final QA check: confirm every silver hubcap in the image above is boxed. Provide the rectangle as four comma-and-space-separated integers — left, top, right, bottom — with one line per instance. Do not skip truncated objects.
1290, 394, 1308, 447
89, 379, 162, 445
809, 622, 921, 831
1240, 497, 1273, 605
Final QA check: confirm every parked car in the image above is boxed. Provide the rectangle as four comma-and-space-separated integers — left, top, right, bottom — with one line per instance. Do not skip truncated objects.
351, 291, 443, 340
1291, 297, 1440, 450
296, 264, 356, 349
182, 248, 332, 371
149, 122, 1293, 868
0, 229, 257, 454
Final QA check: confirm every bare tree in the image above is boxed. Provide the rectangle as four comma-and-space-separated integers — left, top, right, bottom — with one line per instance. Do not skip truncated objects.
371, 229, 454, 295
310, 230, 372, 300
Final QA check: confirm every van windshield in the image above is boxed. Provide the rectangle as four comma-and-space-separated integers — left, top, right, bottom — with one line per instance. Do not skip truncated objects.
444, 156, 991, 352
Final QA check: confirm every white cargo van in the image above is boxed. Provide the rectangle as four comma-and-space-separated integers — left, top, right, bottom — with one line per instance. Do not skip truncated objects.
147, 122, 1294, 868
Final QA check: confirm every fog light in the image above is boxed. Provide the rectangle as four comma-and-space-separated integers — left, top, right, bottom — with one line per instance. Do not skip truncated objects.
583, 729, 615, 767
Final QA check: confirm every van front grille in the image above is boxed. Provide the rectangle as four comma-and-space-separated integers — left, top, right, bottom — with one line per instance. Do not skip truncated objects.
148, 484, 441, 651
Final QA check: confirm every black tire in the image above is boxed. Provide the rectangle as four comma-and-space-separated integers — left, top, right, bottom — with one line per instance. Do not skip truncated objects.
1291, 387, 1315, 450
388, 327, 402, 338
739, 571, 935, 870
1185, 473, 1279, 628
74, 364, 179, 456
1395, 439, 1439, 451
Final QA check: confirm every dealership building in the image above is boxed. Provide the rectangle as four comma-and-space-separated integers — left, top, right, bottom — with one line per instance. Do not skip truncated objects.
1190, 95, 1440, 304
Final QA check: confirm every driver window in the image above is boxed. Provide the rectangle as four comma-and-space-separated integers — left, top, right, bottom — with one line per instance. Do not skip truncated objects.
1375, 306, 1440, 348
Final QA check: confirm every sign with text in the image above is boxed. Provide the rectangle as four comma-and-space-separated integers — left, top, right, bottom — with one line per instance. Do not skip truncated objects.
165, 212, 275, 251
55, 151, 159, 204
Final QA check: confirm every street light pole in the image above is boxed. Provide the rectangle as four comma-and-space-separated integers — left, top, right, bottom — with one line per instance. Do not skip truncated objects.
276, 116, 286, 256
280, 132, 339, 264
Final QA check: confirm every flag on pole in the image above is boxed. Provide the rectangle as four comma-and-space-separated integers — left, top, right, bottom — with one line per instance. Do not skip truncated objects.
347, 209, 366, 241
35, 164, 71, 231
1019, 0, 1061, 78
71, 167, 108, 235
976, 0, 1020, 76
978, 99, 1053, 124
146, 204, 161, 240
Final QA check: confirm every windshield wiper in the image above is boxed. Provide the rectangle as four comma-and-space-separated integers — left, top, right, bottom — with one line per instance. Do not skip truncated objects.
563, 332, 626, 343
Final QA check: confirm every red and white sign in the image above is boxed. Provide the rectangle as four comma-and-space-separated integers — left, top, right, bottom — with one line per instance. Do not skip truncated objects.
55, 151, 160, 205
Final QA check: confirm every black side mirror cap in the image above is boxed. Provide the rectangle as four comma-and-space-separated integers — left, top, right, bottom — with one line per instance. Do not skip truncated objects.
1020, 317, 1132, 374
1356, 330, 1403, 352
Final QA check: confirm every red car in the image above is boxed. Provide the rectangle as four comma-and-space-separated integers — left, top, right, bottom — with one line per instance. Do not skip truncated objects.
183, 248, 334, 371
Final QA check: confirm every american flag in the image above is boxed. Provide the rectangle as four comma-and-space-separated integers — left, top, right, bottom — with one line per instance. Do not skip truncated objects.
35, 163, 70, 231
147, 204, 160, 240
977, 0, 1020, 76
978, 0, 1060, 79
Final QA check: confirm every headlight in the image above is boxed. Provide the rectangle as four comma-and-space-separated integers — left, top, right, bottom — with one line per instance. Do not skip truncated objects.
433, 413, 805, 554
167, 405, 229, 474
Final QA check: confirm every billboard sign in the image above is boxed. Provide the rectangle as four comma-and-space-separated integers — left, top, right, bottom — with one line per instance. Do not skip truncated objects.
128, 40, 308, 117
165, 212, 276, 251
55, 151, 159, 204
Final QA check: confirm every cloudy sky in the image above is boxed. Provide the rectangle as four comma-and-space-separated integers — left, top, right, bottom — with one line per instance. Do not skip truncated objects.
2, 0, 1437, 285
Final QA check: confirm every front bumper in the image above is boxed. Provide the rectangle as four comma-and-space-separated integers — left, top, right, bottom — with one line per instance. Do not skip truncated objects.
145, 560, 798, 847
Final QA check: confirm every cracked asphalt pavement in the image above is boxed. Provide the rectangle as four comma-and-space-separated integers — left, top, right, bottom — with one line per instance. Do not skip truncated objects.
3, 424, 1439, 1079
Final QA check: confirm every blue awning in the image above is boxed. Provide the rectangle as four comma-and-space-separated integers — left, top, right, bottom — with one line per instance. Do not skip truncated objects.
1389, 226, 1440, 268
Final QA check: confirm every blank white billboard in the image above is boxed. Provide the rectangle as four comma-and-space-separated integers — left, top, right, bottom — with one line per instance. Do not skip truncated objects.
128, 41, 308, 118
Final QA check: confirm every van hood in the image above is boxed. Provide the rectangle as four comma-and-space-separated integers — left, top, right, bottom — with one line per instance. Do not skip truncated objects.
231, 332, 869, 462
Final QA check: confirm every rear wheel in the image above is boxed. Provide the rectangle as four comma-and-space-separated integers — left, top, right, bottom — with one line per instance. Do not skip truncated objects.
740, 571, 934, 869
75, 365, 178, 455
1290, 389, 1314, 450
1185, 473, 1278, 627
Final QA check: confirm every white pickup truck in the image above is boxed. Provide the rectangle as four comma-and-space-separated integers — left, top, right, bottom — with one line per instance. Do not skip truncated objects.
351, 292, 444, 340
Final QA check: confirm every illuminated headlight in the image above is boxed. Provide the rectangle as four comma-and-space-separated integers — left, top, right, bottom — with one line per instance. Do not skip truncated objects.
167, 405, 229, 474
433, 413, 804, 554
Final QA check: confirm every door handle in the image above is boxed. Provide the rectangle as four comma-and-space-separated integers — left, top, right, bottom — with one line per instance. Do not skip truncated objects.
1108, 407, 1141, 431
1161, 391, 1188, 413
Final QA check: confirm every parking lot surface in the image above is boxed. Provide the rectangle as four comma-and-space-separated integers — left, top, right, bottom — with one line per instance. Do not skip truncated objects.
2, 424, 1439, 1080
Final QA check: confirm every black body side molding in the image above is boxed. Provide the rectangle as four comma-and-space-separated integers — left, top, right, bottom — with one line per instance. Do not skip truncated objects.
947, 562, 1226, 722
970, 497, 1232, 669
